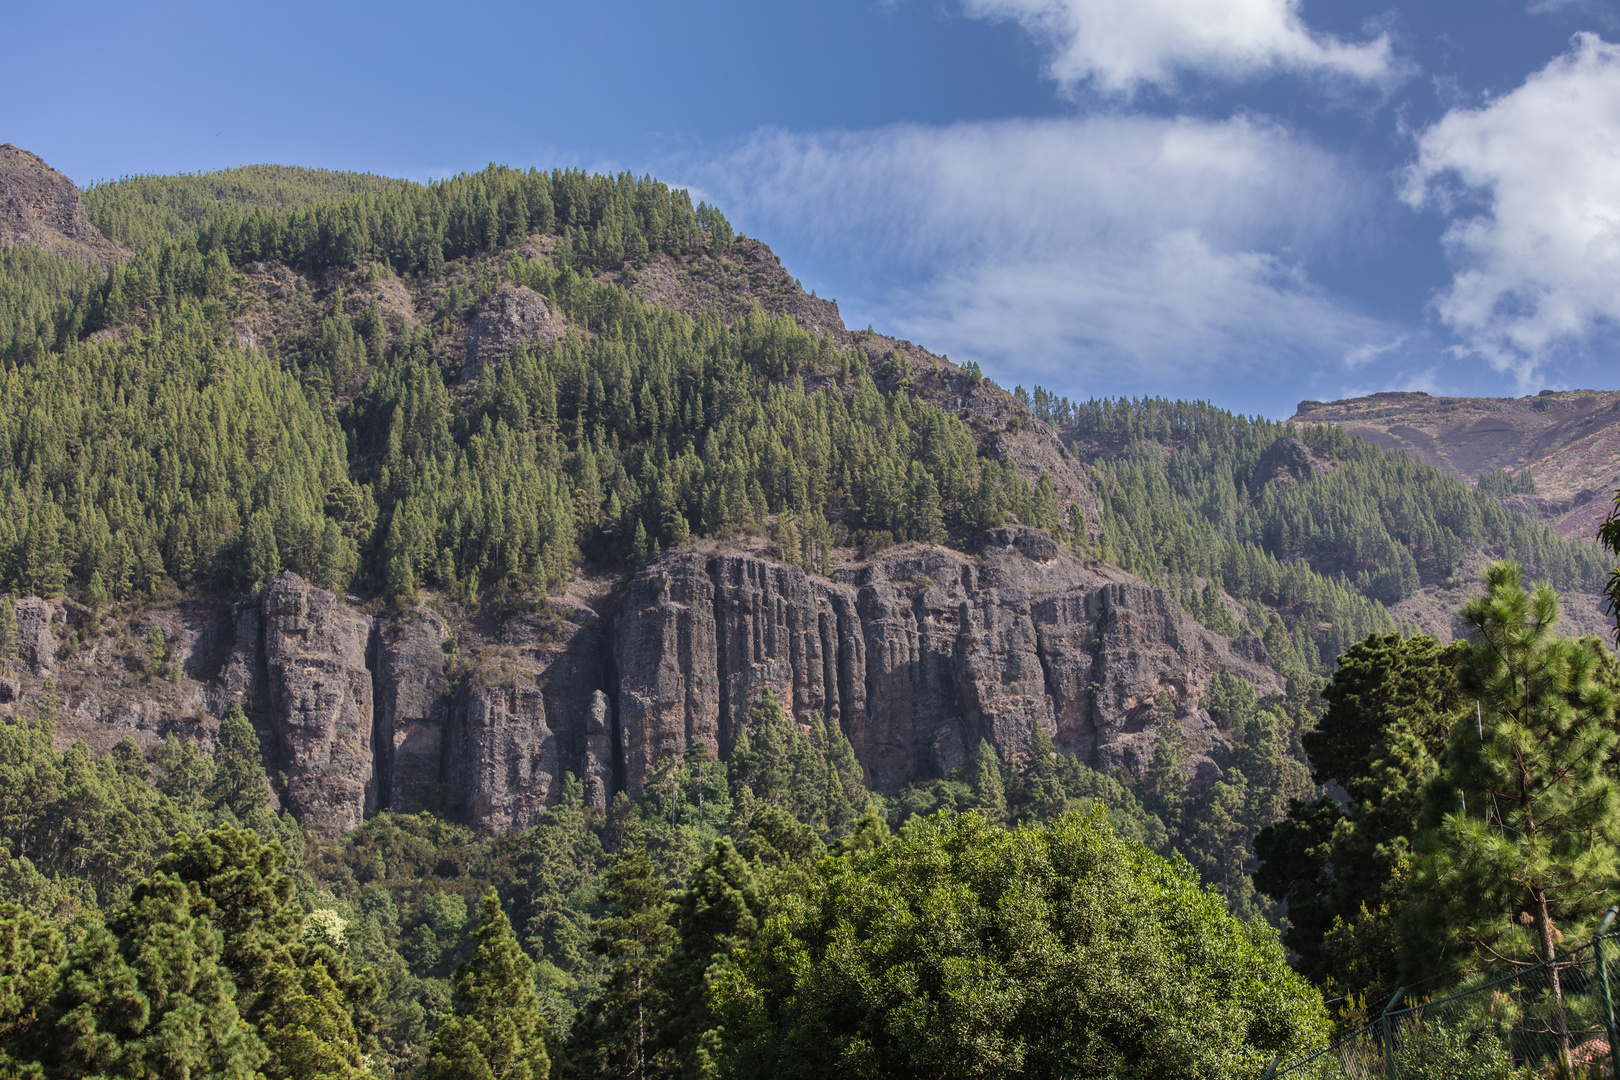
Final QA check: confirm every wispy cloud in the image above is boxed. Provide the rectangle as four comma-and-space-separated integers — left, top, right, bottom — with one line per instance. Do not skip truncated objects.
958, 0, 1403, 96
1403, 33, 1620, 388
1344, 335, 1409, 369
677, 115, 1395, 405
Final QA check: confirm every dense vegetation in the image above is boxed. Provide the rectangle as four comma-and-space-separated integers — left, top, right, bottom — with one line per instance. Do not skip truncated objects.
1, 165, 1059, 608
1042, 395, 1607, 667
1254, 565, 1620, 1032
3, 159, 1619, 1073
0, 690, 1326, 1078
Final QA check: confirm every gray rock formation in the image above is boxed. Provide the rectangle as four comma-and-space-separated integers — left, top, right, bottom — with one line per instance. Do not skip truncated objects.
373, 605, 450, 811
462, 283, 564, 383
22, 528, 1285, 836
261, 572, 375, 835
12, 598, 57, 677
0, 144, 127, 266
609, 528, 1278, 796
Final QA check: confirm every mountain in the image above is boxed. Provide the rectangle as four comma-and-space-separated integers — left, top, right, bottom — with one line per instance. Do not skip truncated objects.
1293, 389, 1620, 544
0, 147, 1609, 838
2, 147, 1615, 1075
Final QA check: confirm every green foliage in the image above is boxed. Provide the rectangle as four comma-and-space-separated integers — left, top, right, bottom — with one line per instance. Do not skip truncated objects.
210, 705, 270, 820
1063, 396, 1606, 668
712, 809, 1327, 1079
83, 165, 410, 252
0, 903, 63, 1071
155, 826, 379, 1080
0, 240, 363, 601
422, 891, 549, 1080
48, 868, 269, 1080
1253, 632, 1465, 997
726, 692, 870, 842
1403, 563, 1620, 980
571, 831, 678, 1078
1477, 466, 1536, 499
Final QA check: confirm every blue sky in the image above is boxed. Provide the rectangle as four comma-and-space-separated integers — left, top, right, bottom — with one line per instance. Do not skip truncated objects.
5, 0, 1620, 417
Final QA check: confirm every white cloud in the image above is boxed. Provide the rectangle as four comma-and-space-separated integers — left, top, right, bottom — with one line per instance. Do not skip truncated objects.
680, 116, 1392, 400
1344, 335, 1408, 369
1403, 33, 1620, 385
959, 0, 1399, 95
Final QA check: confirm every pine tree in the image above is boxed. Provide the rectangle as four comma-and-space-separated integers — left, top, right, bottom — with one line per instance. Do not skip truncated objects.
573, 833, 676, 1079
1404, 564, 1620, 1007
0, 903, 63, 1070
661, 838, 761, 1078
1141, 725, 1188, 839
966, 739, 1008, 826
0, 599, 15, 676
157, 826, 379, 1080
422, 891, 549, 1080
209, 706, 269, 818
47, 871, 268, 1080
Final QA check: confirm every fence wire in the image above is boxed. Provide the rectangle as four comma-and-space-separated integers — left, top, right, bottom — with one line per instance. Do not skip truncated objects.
1272, 933, 1620, 1079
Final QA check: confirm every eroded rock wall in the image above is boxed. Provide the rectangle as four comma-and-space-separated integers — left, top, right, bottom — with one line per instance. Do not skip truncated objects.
261, 573, 375, 835
20, 527, 1284, 835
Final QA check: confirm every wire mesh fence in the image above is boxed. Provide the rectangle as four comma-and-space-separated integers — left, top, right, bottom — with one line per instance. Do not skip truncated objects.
1270, 931, 1620, 1079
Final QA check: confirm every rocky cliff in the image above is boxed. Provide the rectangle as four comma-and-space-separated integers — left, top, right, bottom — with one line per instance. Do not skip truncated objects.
0, 528, 1280, 837
0, 144, 126, 267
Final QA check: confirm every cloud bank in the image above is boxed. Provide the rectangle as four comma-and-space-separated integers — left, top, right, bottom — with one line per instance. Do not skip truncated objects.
683, 115, 1392, 402
1404, 33, 1620, 385
959, 0, 1399, 95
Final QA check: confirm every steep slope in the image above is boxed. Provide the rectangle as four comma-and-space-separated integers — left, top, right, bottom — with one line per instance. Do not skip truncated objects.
0, 144, 126, 266
1293, 390, 1620, 543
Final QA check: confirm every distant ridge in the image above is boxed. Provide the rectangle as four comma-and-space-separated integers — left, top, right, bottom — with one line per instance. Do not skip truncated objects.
0, 143, 126, 266
1292, 389, 1620, 543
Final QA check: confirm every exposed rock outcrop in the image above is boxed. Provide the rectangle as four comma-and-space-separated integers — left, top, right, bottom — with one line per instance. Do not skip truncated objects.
462, 283, 564, 383
0, 144, 127, 267
12, 598, 58, 677
373, 605, 450, 811
24, 528, 1285, 836
261, 573, 375, 835
610, 527, 1279, 796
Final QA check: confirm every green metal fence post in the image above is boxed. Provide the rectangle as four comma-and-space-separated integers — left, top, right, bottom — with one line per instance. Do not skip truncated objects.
1598, 907, 1620, 1080
1380, 985, 1405, 1080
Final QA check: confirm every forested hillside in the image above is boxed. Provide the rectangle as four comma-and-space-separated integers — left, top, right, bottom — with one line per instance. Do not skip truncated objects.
0, 151, 1617, 1077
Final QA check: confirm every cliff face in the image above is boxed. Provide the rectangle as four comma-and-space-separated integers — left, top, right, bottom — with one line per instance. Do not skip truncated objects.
261, 573, 376, 833
0, 144, 127, 267
5, 529, 1281, 836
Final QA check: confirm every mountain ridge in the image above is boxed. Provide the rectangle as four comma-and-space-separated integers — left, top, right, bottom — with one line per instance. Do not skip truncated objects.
1292, 388, 1620, 545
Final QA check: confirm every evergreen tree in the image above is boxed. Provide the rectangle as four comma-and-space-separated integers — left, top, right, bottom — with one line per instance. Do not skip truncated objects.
422, 890, 549, 1080
1140, 725, 1188, 838
1254, 632, 1464, 993
1403, 564, 1620, 989
209, 706, 270, 818
965, 739, 1008, 826
157, 826, 379, 1080
0, 904, 63, 1072
571, 832, 676, 1079
0, 600, 15, 676
660, 838, 762, 1078
47, 870, 268, 1080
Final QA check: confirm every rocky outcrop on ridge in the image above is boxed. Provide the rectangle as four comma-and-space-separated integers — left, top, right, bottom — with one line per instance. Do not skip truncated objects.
462, 283, 565, 383
0, 144, 126, 267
